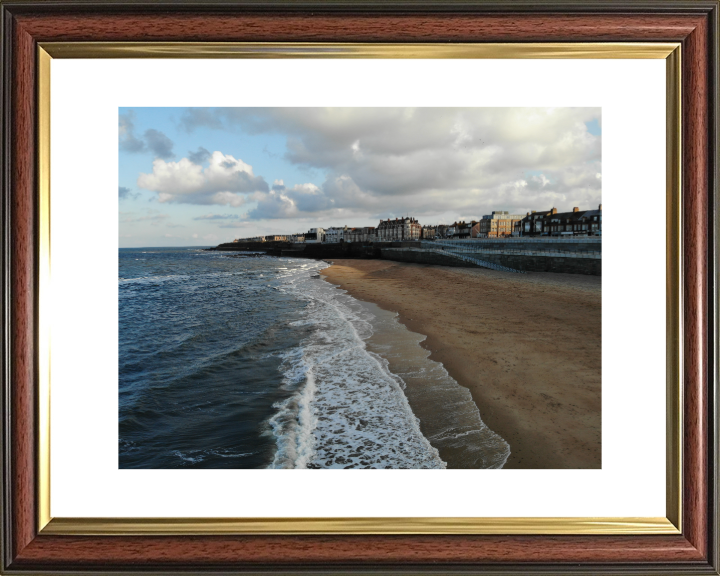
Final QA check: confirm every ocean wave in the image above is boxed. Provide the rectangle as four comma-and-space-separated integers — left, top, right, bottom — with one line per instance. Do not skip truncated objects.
172, 448, 257, 466
266, 262, 445, 469
119, 271, 237, 286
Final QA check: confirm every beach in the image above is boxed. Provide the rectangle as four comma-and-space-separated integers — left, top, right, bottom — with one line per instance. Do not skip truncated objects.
322, 259, 601, 469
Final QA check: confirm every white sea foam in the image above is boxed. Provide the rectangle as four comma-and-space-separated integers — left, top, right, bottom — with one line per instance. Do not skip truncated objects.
364, 311, 511, 469
267, 261, 445, 469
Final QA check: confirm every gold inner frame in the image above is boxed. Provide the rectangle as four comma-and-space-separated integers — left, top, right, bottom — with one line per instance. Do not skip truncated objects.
36, 42, 683, 536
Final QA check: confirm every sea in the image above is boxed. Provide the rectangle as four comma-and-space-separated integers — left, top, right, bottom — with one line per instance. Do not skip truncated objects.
119, 247, 510, 469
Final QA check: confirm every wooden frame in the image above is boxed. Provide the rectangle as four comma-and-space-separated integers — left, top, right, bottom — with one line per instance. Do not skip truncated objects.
1, 1, 718, 573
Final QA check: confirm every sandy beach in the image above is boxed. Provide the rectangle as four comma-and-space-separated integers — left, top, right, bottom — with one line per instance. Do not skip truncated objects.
322, 259, 601, 469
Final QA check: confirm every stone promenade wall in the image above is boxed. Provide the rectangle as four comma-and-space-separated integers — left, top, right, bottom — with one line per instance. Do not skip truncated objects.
381, 248, 601, 276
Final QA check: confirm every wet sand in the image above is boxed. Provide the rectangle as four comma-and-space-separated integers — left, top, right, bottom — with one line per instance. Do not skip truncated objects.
322, 259, 601, 469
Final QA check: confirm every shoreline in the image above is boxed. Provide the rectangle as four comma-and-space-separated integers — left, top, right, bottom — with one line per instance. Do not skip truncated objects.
352, 297, 510, 469
321, 259, 601, 469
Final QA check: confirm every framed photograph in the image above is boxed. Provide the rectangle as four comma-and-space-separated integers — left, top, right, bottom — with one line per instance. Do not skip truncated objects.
1, 1, 718, 573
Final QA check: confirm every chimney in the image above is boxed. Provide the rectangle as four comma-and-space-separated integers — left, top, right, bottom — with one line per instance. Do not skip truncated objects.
526, 212, 530, 216
531, 210, 536, 214
551, 208, 557, 214
573, 207, 579, 212
599, 204, 602, 210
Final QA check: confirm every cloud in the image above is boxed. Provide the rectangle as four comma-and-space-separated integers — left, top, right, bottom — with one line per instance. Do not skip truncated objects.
187, 146, 211, 164
246, 182, 333, 219
119, 112, 146, 153
319, 175, 373, 209
119, 211, 168, 225
119, 186, 135, 200
177, 107, 601, 218
285, 183, 332, 212
193, 214, 240, 221
119, 111, 175, 159
263, 146, 280, 159
137, 151, 269, 206
144, 129, 175, 159
247, 189, 298, 219
180, 108, 224, 132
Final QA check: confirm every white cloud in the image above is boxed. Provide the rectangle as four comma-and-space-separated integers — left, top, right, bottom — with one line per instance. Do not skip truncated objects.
137, 151, 268, 205
248, 189, 299, 220
248, 181, 335, 219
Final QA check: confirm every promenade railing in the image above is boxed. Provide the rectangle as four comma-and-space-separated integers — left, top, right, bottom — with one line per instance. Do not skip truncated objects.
423, 240, 601, 259
433, 236, 602, 244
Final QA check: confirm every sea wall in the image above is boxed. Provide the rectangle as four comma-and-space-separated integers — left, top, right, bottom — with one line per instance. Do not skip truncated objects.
381, 248, 601, 276
211, 241, 411, 259
450, 238, 601, 253
380, 248, 474, 268
470, 252, 600, 275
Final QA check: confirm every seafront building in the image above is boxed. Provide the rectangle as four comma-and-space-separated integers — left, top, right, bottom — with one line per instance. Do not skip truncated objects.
325, 226, 349, 243
305, 228, 326, 243
421, 225, 437, 240
377, 217, 421, 241
345, 226, 377, 243
229, 206, 601, 244
517, 208, 554, 236
516, 205, 602, 237
436, 224, 450, 239
451, 221, 476, 239
476, 211, 525, 238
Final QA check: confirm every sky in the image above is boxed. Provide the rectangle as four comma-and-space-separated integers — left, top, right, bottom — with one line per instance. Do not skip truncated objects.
119, 107, 602, 248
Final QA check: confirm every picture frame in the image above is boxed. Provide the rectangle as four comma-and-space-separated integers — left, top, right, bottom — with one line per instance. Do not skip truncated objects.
1, 0, 718, 573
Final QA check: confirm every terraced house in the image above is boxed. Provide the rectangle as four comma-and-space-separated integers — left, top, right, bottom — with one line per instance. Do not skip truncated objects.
421, 225, 437, 240
516, 205, 602, 237
345, 226, 377, 243
447, 220, 476, 239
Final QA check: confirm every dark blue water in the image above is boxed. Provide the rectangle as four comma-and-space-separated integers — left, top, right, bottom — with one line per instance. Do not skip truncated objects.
119, 248, 316, 468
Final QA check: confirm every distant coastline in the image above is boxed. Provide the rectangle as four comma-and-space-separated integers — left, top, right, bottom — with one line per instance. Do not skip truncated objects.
208, 237, 602, 276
